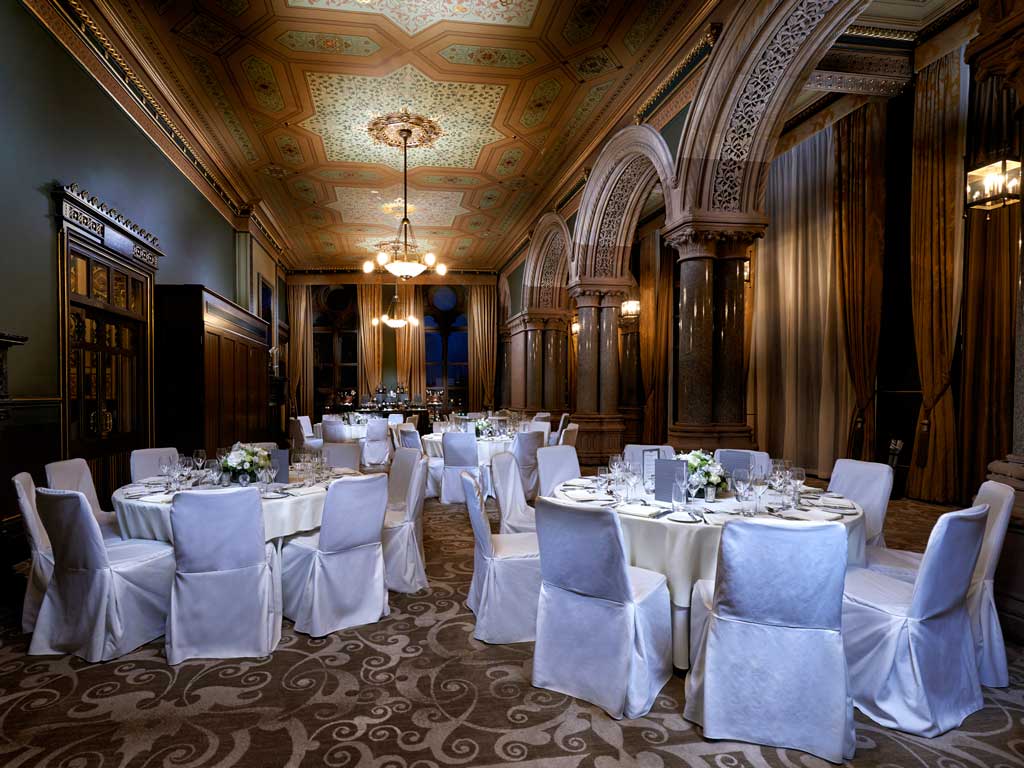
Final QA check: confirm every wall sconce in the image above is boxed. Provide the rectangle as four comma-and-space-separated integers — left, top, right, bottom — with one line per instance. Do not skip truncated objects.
621, 299, 640, 318
743, 260, 751, 283
570, 318, 580, 335
966, 157, 1020, 218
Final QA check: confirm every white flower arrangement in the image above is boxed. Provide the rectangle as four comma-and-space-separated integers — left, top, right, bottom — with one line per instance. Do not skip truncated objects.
222, 442, 271, 475
474, 418, 492, 432
675, 449, 726, 489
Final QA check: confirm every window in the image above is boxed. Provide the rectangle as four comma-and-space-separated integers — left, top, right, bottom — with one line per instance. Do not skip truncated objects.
312, 285, 360, 419
424, 286, 469, 410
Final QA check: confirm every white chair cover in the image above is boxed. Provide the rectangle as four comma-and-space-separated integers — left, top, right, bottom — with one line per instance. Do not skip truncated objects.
298, 415, 315, 436
558, 423, 579, 447
325, 442, 362, 471
322, 420, 356, 443
843, 504, 988, 736
432, 421, 448, 434
282, 474, 389, 636
549, 414, 570, 445
45, 458, 121, 540
252, 441, 279, 454
536, 445, 581, 497
828, 459, 893, 546
685, 519, 854, 762
461, 472, 541, 643
290, 418, 324, 451
532, 497, 671, 719
30, 488, 174, 662
387, 414, 405, 426
866, 480, 1015, 688
130, 447, 179, 483
527, 420, 551, 445
491, 452, 535, 534
441, 432, 480, 504
532, 412, 551, 421
363, 419, 391, 466
623, 444, 675, 473
712, 449, 771, 477
512, 430, 544, 500
12, 472, 53, 633
405, 414, 419, 429
399, 427, 424, 451
383, 451, 429, 593
166, 488, 281, 663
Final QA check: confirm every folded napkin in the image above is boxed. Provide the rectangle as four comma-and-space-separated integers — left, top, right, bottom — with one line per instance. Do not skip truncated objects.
814, 497, 856, 510
289, 486, 326, 497
616, 503, 662, 518
563, 489, 615, 503
331, 467, 359, 476
787, 507, 844, 522
139, 493, 174, 504
561, 478, 593, 488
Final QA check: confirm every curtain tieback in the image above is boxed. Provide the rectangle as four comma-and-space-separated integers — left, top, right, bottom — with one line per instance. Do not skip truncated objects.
847, 389, 878, 459
915, 379, 952, 468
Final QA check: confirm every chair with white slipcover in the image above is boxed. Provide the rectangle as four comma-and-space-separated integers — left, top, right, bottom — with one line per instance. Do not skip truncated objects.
461, 472, 541, 643
512, 430, 544, 500
166, 488, 281, 663
828, 459, 892, 547
866, 480, 1014, 688
45, 458, 121, 540
394, 422, 418, 451
842, 504, 988, 736
405, 414, 419, 429
440, 432, 480, 504
363, 419, 391, 467
12, 472, 53, 633
383, 449, 429, 593
322, 420, 355, 443
713, 449, 771, 477
532, 496, 671, 719
527, 420, 551, 446
537, 445, 581, 497
491, 452, 535, 534
325, 442, 362, 471
387, 414, 405, 426
558, 423, 579, 447
399, 426, 424, 451
130, 447, 179, 483
282, 474, 389, 636
686, 519, 854, 763
293, 416, 324, 451
29, 488, 174, 662
623, 444, 675, 474
532, 412, 551, 422
549, 413, 570, 445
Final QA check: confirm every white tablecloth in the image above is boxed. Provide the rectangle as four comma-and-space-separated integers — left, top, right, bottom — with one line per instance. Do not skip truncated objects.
552, 482, 866, 668
321, 423, 367, 442
421, 434, 513, 464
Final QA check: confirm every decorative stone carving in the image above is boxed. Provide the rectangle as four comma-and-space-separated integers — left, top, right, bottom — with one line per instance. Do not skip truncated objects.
537, 232, 566, 308
62, 201, 104, 238
593, 154, 655, 276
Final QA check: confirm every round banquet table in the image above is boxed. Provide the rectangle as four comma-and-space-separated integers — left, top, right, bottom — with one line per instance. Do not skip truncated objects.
552, 481, 866, 669
421, 434, 514, 498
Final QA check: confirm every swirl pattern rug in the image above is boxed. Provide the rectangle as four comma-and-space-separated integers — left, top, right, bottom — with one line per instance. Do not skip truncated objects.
0, 497, 1022, 767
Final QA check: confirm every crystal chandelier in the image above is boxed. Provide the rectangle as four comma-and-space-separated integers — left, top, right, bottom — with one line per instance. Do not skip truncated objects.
370, 285, 419, 329
364, 110, 447, 280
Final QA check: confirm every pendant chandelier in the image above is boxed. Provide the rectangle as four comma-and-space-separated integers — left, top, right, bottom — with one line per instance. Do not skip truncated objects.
364, 109, 447, 280
370, 284, 419, 329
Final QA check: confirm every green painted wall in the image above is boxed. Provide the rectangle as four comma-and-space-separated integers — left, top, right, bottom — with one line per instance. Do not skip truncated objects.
1, 3, 236, 396
659, 103, 691, 162
507, 261, 526, 316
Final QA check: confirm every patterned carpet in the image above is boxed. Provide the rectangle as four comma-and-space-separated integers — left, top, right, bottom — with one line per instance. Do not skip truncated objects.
0, 496, 1022, 767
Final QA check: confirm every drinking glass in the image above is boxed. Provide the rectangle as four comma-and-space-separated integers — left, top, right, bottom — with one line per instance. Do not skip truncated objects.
193, 449, 207, 471
238, 472, 250, 487
705, 483, 717, 502
751, 471, 769, 514
789, 467, 806, 507
208, 461, 223, 487
687, 472, 704, 503
271, 461, 281, 485
158, 457, 171, 483
732, 467, 751, 501
769, 459, 787, 491
671, 480, 687, 515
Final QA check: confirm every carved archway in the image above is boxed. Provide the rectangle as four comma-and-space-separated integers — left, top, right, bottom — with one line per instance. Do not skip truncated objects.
570, 125, 676, 286
523, 212, 572, 310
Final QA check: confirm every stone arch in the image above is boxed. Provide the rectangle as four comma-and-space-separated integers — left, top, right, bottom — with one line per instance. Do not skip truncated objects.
672, 0, 869, 220
570, 125, 676, 286
522, 212, 572, 310
498, 272, 512, 319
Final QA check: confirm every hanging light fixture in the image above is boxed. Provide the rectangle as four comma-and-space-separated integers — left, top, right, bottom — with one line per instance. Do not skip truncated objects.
620, 299, 640, 318
965, 157, 1021, 216
363, 109, 447, 280
370, 284, 419, 329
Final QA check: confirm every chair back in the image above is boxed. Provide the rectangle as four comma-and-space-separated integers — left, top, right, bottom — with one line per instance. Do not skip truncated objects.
325, 442, 361, 471
537, 445, 581, 496
527, 421, 551, 443
35, 488, 108, 571
460, 472, 493, 558
910, 504, 989, 620
46, 458, 103, 520
130, 447, 178, 483
13, 472, 50, 554
713, 519, 846, 629
397, 455, 428, 524
532, 412, 551, 422
535, 497, 632, 603
322, 420, 352, 443
405, 414, 419, 429
512, 430, 544, 468
559, 424, 579, 446
466, 412, 486, 420
827, 459, 893, 542
399, 427, 424, 451
387, 414, 405, 426
492, 452, 528, 522
319, 474, 388, 553
171, 488, 265, 573
622, 444, 674, 472
389, 448, 419, 508
554, 413, 570, 436
442, 432, 478, 468
297, 415, 315, 438
289, 418, 306, 448
713, 449, 771, 477
366, 419, 389, 442
972, 480, 1015, 583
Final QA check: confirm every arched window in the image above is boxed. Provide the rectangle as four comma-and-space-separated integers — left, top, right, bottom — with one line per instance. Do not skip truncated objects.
312, 285, 359, 419
424, 286, 469, 410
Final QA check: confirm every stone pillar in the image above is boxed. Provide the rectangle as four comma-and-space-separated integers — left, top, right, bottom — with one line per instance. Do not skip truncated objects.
525, 319, 544, 412
676, 237, 716, 425
573, 291, 601, 413
599, 293, 622, 415
499, 330, 511, 408
713, 243, 749, 424
619, 314, 642, 408
543, 320, 567, 411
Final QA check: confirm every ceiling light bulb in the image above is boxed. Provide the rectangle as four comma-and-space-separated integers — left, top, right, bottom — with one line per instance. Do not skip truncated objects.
424, 252, 436, 266
435, 263, 448, 276
376, 251, 390, 265
381, 313, 389, 322
362, 260, 374, 273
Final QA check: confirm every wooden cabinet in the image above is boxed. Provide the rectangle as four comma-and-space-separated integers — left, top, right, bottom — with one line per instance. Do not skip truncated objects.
155, 285, 269, 456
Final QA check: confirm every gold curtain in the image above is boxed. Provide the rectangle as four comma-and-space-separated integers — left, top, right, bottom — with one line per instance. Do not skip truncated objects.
959, 207, 1020, 498
286, 284, 314, 417
833, 101, 886, 460
639, 232, 672, 443
357, 284, 382, 398
396, 284, 425, 400
468, 284, 497, 411
907, 49, 967, 502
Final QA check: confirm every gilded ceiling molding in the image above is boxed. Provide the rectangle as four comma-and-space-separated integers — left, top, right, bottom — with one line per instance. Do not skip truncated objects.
843, 24, 917, 41
634, 24, 721, 124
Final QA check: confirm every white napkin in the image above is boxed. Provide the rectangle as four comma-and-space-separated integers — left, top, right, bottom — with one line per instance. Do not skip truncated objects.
563, 489, 615, 503
331, 467, 359, 476
787, 507, 844, 522
561, 478, 593, 488
140, 493, 174, 504
814, 497, 856, 510
616, 503, 662, 518
289, 486, 326, 496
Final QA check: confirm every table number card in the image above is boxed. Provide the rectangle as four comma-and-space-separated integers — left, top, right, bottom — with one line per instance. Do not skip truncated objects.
642, 449, 660, 490
655, 459, 688, 503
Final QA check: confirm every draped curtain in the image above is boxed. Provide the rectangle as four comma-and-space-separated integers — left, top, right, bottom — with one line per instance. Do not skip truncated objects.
396, 284, 425, 400
907, 48, 968, 502
751, 127, 852, 476
833, 101, 886, 460
468, 284, 497, 411
286, 284, 314, 417
357, 284, 382, 398
639, 231, 672, 443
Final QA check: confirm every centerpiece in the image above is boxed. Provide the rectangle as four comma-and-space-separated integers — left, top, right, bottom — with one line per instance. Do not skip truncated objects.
676, 449, 725, 496
222, 442, 271, 483
474, 418, 493, 437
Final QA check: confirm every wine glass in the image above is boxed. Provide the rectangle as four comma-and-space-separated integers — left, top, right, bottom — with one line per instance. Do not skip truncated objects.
193, 449, 207, 472
751, 470, 769, 515
270, 461, 281, 485
158, 456, 172, 486
789, 467, 806, 507
732, 468, 751, 515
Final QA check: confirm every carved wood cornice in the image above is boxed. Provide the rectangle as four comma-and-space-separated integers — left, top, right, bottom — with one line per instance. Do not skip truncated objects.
966, 0, 1024, 111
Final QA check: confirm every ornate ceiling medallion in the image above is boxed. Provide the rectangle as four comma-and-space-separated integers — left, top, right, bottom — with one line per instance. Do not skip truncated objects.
367, 108, 442, 149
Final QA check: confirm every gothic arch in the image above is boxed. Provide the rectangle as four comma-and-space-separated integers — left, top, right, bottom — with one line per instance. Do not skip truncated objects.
522, 212, 572, 310
672, 0, 869, 221
570, 125, 676, 286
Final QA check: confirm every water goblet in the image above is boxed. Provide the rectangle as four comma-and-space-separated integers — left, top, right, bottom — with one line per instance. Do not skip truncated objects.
789, 467, 806, 507
270, 461, 281, 485
751, 471, 769, 514
193, 449, 207, 472
237, 472, 250, 487
671, 480, 687, 516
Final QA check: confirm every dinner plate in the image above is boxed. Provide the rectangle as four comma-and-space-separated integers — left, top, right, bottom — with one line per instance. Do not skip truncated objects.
666, 511, 702, 523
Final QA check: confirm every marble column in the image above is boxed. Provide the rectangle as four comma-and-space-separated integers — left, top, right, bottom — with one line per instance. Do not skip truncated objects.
499, 332, 512, 408
543, 322, 567, 411
574, 293, 601, 413
712, 249, 748, 424
599, 293, 621, 415
525, 320, 544, 411
675, 238, 716, 424
619, 315, 642, 408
